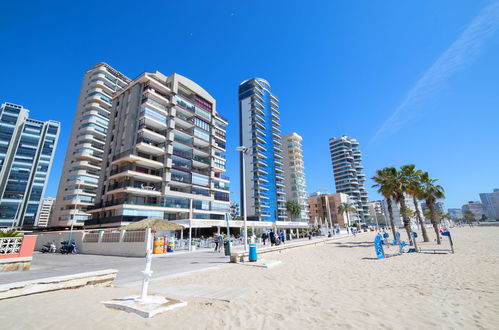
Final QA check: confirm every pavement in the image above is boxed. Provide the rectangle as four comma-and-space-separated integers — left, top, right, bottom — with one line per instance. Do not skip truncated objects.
0, 233, 353, 286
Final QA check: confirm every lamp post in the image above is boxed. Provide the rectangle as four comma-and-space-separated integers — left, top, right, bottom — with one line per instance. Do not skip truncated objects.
68, 180, 81, 244
10, 194, 24, 230
236, 145, 252, 252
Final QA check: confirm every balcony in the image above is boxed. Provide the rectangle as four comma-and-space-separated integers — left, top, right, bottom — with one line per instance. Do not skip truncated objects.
136, 137, 165, 156
192, 155, 210, 168
109, 166, 162, 183
112, 150, 163, 169
276, 189, 286, 195
74, 150, 101, 162
107, 181, 162, 196
175, 95, 196, 114
175, 113, 195, 129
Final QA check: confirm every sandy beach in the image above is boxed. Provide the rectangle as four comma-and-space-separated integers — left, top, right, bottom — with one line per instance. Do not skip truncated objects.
1, 227, 498, 329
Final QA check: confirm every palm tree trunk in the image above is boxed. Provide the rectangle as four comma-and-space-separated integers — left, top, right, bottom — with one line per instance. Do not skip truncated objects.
398, 196, 414, 246
413, 195, 429, 242
386, 199, 398, 242
429, 203, 441, 244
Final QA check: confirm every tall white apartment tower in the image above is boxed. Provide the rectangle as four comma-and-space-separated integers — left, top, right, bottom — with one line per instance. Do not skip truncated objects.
51, 63, 130, 227
282, 133, 309, 221
329, 136, 369, 222
88, 71, 230, 228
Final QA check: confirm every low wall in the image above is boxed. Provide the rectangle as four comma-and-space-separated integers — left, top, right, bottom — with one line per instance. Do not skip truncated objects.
0, 269, 118, 300
0, 236, 38, 271
34, 230, 147, 257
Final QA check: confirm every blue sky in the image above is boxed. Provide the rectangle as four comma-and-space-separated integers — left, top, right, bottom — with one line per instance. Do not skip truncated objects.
0, 0, 498, 209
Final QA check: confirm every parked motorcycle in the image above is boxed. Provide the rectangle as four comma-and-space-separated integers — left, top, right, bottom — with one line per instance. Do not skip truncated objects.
41, 242, 56, 253
60, 241, 78, 254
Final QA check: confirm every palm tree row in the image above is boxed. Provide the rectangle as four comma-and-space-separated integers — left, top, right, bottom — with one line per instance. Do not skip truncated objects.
372, 164, 445, 245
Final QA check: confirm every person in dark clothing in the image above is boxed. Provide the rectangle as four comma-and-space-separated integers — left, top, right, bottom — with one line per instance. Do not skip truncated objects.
269, 230, 276, 246
262, 232, 268, 245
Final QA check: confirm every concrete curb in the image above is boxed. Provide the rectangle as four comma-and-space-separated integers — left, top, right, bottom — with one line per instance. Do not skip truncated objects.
0, 269, 118, 300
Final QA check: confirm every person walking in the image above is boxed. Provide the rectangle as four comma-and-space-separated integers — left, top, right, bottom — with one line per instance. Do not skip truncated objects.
213, 233, 219, 252
262, 232, 268, 245
269, 230, 276, 246
217, 233, 224, 252
280, 230, 286, 244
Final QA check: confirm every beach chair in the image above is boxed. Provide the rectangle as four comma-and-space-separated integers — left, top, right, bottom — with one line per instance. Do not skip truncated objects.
419, 231, 454, 254
374, 235, 401, 259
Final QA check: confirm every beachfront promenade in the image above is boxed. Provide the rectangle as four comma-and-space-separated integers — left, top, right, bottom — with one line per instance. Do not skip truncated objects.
0, 227, 497, 329
0, 233, 351, 286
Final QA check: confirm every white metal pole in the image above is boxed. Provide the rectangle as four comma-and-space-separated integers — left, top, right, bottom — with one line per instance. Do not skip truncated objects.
241, 148, 248, 252
140, 227, 153, 301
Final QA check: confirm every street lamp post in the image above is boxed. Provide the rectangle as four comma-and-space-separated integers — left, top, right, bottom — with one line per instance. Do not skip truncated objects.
10, 194, 24, 230
236, 145, 252, 252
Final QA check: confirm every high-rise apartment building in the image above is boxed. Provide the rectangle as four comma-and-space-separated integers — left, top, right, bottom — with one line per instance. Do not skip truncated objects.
282, 133, 309, 221
229, 201, 240, 219
421, 201, 445, 216
462, 201, 485, 220
368, 200, 387, 225
381, 194, 423, 227
88, 71, 230, 227
308, 192, 352, 228
0, 102, 60, 228
238, 78, 286, 222
479, 189, 499, 220
328, 136, 369, 221
447, 208, 463, 220
51, 63, 130, 227
36, 197, 55, 227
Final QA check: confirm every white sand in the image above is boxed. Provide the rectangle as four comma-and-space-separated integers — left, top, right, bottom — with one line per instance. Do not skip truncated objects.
1, 227, 498, 329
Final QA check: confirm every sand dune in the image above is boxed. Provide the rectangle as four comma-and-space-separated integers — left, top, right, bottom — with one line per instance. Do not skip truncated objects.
0, 227, 498, 329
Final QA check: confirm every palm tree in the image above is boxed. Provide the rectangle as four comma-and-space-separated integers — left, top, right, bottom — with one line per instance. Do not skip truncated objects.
372, 167, 398, 240
392, 167, 414, 246
337, 202, 357, 228
420, 172, 445, 244
401, 164, 429, 242
286, 201, 301, 221
463, 210, 474, 224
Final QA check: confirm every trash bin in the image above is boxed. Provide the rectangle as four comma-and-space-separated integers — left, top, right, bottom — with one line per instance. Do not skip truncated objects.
249, 243, 258, 262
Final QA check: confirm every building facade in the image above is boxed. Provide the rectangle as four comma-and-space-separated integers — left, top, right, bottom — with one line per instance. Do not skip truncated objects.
282, 133, 309, 222
368, 200, 387, 225
328, 136, 369, 222
88, 71, 230, 227
36, 197, 55, 227
462, 201, 485, 220
229, 201, 240, 219
421, 201, 445, 216
51, 63, 130, 227
238, 78, 286, 222
308, 192, 354, 228
0, 102, 60, 228
381, 194, 423, 227
479, 189, 499, 220
447, 208, 463, 220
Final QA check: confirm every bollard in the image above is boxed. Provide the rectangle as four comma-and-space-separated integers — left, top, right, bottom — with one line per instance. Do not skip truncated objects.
249, 243, 258, 262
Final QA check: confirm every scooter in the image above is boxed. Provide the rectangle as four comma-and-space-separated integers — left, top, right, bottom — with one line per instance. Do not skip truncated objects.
60, 241, 78, 254
41, 242, 57, 253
